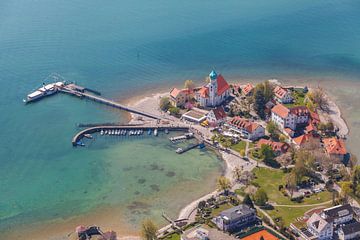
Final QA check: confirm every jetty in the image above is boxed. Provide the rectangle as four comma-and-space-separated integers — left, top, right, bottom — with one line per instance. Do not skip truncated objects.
72, 124, 189, 146
169, 132, 194, 143
59, 84, 162, 120
175, 142, 205, 154
25, 75, 162, 120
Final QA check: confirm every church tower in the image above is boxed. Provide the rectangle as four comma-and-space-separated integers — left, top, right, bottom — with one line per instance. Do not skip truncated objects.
208, 70, 218, 106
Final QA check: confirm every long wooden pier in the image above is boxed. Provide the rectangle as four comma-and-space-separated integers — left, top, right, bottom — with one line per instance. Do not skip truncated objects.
72, 124, 189, 146
59, 85, 162, 120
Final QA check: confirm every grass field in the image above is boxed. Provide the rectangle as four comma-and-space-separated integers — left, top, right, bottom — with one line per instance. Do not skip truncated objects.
265, 203, 332, 227
231, 141, 247, 154
163, 233, 180, 240
252, 168, 333, 205
284, 89, 307, 108
211, 203, 234, 217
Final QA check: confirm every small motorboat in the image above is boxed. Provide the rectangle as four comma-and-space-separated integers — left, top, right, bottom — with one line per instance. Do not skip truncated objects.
148, 129, 152, 135
76, 141, 85, 147
165, 129, 169, 134
176, 148, 183, 153
104, 130, 108, 135
84, 134, 93, 139
154, 129, 158, 136
100, 130, 104, 135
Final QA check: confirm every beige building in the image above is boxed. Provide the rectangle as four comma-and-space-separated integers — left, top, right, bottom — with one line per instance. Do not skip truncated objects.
170, 88, 192, 108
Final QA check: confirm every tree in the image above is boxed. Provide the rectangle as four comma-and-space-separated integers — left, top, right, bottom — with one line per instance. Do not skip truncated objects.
254, 188, 268, 206
266, 121, 277, 137
240, 149, 246, 157
286, 172, 297, 198
141, 219, 158, 240
352, 166, 360, 193
279, 134, 287, 143
168, 106, 180, 116
217, 176, 231, 194
340, 181, 352, 203
184, 80, 195, 90
243, 194, 254, 209
253, 89, 266, 119
262, 80, 274, 102
293, 149, 315, 183
222, 138, 232, 149
308, 87, 330, 112
233, 166, 243, 182
260, 236, 265, 240
259, 144, 276, 166
159, 97, 171, 111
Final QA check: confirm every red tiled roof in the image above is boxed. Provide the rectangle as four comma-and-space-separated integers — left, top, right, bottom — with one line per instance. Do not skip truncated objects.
274, 86, 289, 99
242, 83, 254, 95
272, 104, 310, 119
284, 128, 294, 135
170, 88, 182, 98
198, 86, 209, 98
170, 88, 191, 98
323, 137, 347, 155
310, 111, 320, 125
258, 139, 289, 153
216, 74, 230, 96
228, 116, 261, 134
306, 123, 316, 132
271, 104, 290, 118
293, 133, 312, 146
240, 229, 279, 240
211, 106, 227, 120
290, 106, 309, 116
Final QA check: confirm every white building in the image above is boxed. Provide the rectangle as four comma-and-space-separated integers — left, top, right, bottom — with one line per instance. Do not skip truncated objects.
321, 204, 354, 226
338, 221, 360, 240
195, 70, 230, 107
307, 213, 333, 240
273, 86, 293, 104
226, 116, 265, 140
271, 104, 309, 131
207, 106, 227, 126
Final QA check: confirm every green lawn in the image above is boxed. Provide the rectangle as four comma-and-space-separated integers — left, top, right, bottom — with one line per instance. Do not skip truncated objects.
211, 203, 234, 217
252, 168, 333, 205
284, 89, 307, 108
231, 141, 247, 154
266, 201, 333, 227
163, 233, 180, 240
249, 149, 263, 161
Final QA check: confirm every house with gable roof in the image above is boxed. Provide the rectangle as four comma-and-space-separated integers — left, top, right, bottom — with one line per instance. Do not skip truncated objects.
207, 106, 227, 126
226, 116, 265, 140
271, 104, 309, 131
306, 213, 333, 240
170, 88, 192, 108
195, 70, 230, 107
323, 137, 347, 161
273, 86, 293, 104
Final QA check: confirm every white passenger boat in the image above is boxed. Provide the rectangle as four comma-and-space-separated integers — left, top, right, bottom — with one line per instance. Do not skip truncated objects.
24, 82, 64, 103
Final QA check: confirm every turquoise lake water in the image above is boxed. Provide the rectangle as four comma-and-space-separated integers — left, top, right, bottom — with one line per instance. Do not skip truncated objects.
1, 0, 360, 237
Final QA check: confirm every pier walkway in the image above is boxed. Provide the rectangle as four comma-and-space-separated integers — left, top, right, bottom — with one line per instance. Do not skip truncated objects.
59, 85, 162, 120
72, 124, 189, 146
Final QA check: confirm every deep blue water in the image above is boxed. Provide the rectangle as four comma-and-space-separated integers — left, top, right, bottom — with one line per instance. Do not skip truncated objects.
0, 0, 360, 235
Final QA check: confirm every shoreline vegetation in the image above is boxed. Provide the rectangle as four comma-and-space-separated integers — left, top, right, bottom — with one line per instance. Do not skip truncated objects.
124, 79, 351, 239
5, 78, 352, 240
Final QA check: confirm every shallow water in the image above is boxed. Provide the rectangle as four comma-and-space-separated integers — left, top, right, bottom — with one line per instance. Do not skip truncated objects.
1, 0, 360, 238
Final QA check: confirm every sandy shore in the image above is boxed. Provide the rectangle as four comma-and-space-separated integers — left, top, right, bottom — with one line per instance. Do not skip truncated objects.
5, 81, 350, 240
123, 83, 350, 234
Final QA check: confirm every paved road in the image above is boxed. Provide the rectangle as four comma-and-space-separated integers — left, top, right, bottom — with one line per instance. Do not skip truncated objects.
270, 200, 333, 208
